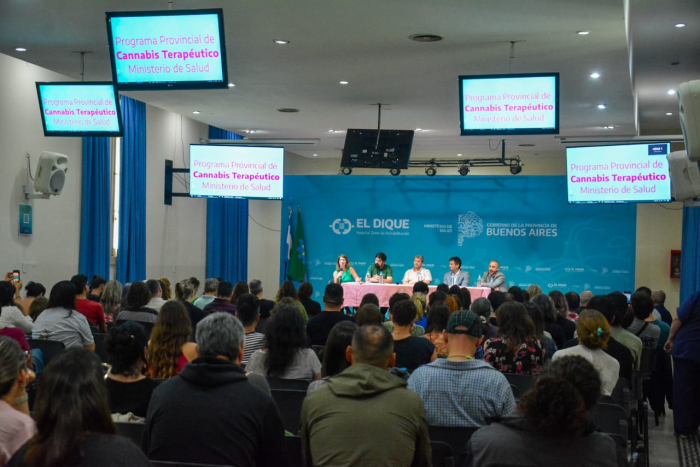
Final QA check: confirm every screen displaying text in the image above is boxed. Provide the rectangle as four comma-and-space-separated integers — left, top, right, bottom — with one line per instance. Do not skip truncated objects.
38, 83, 121, 134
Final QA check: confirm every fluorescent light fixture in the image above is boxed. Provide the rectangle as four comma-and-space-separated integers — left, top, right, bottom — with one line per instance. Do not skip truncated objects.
590, 72, 600, 79
597, 104, 607, 109
668, 89, 676, 95
339, 80, 349, 85
15, 47, 26, 52
457, 153, 462, 157
577, 31, 590, 35
274, 39, 290, 44
675, 23, 686, 28
228, 82, 235, 87
666, 112, 673, 116
416, 128, 423, 132
192, 110, 200, 114
313, 154, 318, 157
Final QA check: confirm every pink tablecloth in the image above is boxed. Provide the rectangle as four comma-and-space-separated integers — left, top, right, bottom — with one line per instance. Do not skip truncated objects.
341, 283, 491, 307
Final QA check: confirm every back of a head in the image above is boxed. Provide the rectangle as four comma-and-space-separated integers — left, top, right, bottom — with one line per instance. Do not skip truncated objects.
48, 280, 77, 310
150, 302, 192, 378
412, 281, 429, 295
444, 295, 461, 313
359, 293, 379, 308
0, 336, 25, 398
263, 303, 307, 376
391, 299, 417, 326
159, 278, 171, 300
232, 281, 249, 302
145, 279, 161, 297
175, 280, 195, 301
125, 281, 151, 309
631, 292, 654, 320
548, 290, 568, 317
0, 282, 16, 307
236, 293, 260, 326
496, 301, 535, 350
519, 355, 601, 439
276, 280, 298, 301
196, 312, 245, 361
436, 283, 449, 294
297, 282, 314, 300
217, 280, 234, 298
70, 274, 89, 296
323, 321, 359, 377
29, 348, 114, 466
525, 284, 542, 298
530, 293, 557, 322
635, 286, 652, 296
508, 286, 525, 303
106, 321, 148, 375
577, 309, 610, 350
189, 277, 200, 292
487, 291, 506, 313
248, 279, 263, 296
426, 303, 450, 333
580, 290, 594, 306
323, 283, 344, 307
448, 285, 463, 299
90, 275, 107, 292
411, 293, 426, 320
470, 297, 493, 319
586, 295, 615, 324
388, 292, 410, 311
651, 290, 666, 305
100, 280, 122, 313
204, 277, 220, 294
607, 292, 629, 326
351, 325, 394, 369
523, 302, 545, 340
29, 297, 49, 321
565, 291, 580, 311
428, 290, 447, 309
24, 281, 46, 298
356, 303, 382, 326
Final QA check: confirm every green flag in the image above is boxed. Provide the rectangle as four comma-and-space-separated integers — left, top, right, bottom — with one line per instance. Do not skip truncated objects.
287, 210, 306, 281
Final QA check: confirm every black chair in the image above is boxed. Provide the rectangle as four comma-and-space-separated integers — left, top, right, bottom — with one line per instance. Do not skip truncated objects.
285, 435, 303, 467
611, 376, 632, 412
430, 440, 455, 467
504, 373, 537, 398
115, 421, 145, 446
266, 377, 310, 391
150, 462, 233, 467
509, 384, 520, 399
590, 402, 629, 440
270, 389, 307, 434
93, 333, 109, 363
311, 345, 325, 361
27, 339, 65, 367
428, 426, 478, 466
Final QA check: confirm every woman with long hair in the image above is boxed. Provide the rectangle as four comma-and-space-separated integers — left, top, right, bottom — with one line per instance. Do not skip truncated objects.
355, 303, 382, 326
332, 254, 361, 284
274, 281, 308, 322
246, 301, 321, 381
525, 284, 542, 298
31, 281, 93, 351
148, 302, 197, 379
159, 278, 172, 300
530, 293, 565, 350
99, 280, 122, 324
308, 321, 358, 392
231, 281, 249, 305
549, 290, 577, 341
297, 282, 322, 318
523, 301, 556, 360
483, 301, 544, 375
423, 302, 450, 358
8, 348, 150, 467
174, 280, 205, 337
0, 283, 33, 334
0, 336, 35, 465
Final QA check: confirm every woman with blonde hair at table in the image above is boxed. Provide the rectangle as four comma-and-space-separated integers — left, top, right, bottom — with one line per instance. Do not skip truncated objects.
332, 254, 362, 284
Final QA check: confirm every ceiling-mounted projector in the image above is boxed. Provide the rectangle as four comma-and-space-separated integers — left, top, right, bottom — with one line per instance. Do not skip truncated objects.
24, 151, 69, 200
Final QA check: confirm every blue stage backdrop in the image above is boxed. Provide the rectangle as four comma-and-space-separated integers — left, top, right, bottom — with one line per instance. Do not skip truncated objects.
281, 175, 637, 300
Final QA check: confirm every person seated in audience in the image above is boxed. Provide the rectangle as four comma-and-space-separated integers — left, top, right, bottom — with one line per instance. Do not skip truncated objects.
193, 277, 219, 310
297, 282, 322, 318
383, 293, 426, 336
27, 298, 48, 323
105, 321, 159, 419
413, 282, 430, 326
188, 277, 200, 302
468, 355, 627, 467
470, 298, 497, 339
422, 302, 450, 358
306, 283, 354, 346
484, 301, 543, 375
578, 290, 594, 314
402, 254, 432, 285
608, 292, 643, 369
32, 281, 94, 351
158, 278, 172, 301
411, 293, 428, 331
505, 286, 524, 304
523, 302, 556, 360
565, 291, 580, 315
202, 280, 238, 316
17, 282, 45, 316
651, 290, 673, 325
437, 283, 449, 294
359, 292, 380, 309
248, 301, 321, 381
409, 310, 516, 429
143, 313, 285, 466
0, 283, 33, 334
87, 275, 107, 302
9, 348, 151, 467
444, 294, 461, 314
174, 280, 204, 338
548, 290, 577, 342
525, 284, 542, 298
248, 279, 274, 320
530, 293, 565, 350
301, 324, 431, 467
115, 282, 158, 337
355, 303, 382, 326
332, 254, 362, 284
0, 337, 35, 466
390, 299, 437, 372
448, 285, 466, 306
99, 280, 122, 324
145, 279, 167, 312
626, 291, 661, 349
236, 293, 265, 368
308, 321, 358, 392
231, 281, 249, 305
71, 274, 107, 333
428, 290, 447, 309
148, 302, 197, 379
274, 280, 309, 322
553, 309, 620, 395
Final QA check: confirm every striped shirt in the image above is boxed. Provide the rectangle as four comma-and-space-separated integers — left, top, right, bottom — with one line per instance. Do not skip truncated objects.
243, 332, 265, 368
203, 298, 237, 316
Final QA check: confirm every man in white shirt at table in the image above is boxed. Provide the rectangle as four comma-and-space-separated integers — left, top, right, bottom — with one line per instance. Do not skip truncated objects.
443, 256, 470, 287
402, 255, 432, 285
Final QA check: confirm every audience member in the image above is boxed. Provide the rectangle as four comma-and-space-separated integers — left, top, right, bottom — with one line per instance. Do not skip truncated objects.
484, 301, 543, 375
469, 355, 626, 467
32, 281, 94, 351
413, 281, 430, 296
275, 280, 308, 322
308, 321, 358, 392
436, 283, 449, 294
301, 325, 431, 467
99, 280, 122, 323
412, 293, 428, 330
297, 282, 322, 318
17, 282, 44, 316
236, 293, 265, 367
507, 286, 526, 303
523, 301, 556, 360
143, 312, 284, 466
627, 292, 661, 349
487, 291, 507, 321
359, 292, 380, 309
9, 348, 150, 467
193, 277, 219, 310
578, 290, 594, 314
651, 290, 673, 325
444, 295, 461, 313
306, 283, 354, 346
448, 285, 465, 307
429, 290, 447, 310
0, 336, 35, 466
549, 290, 577, 340
27, 298, 48, 323
248, 301, 321, 381
71, 274, 107, 332
525, 284, 542, 298
188, 277, 200, 301
231, 281, 249, 305
565, 291, 580, 314
115, 282, 157, 337
87, 275, 107, 302
553, 310, 620, 395
355, 303, 382, 326
202, 280, 237, 316
470, 298, 497, 339
391, 299, 436, 372
159, 278, 172, 301
148, 302, 197, 379
145, 279, 167, 312
0, 283, 33, 334
530, 293, 565, 349
249, 279, 275, 319
174, 280, 205, 337
410, 310, 515, 429
423, 302, 450, 358
105, 321, 158, 419
608, 292, 643, 369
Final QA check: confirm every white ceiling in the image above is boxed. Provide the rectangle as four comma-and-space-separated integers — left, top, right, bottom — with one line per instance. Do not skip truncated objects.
0, 0, 698, 161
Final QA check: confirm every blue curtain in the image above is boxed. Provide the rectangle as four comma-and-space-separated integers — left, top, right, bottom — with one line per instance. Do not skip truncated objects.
681, 206, 700, 303
78, 137, 111, 280
116, 96, 147, 284
206, 126, 248, 282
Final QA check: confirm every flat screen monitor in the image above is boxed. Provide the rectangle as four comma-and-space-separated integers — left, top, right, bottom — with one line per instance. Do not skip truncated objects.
106, 9, 228, 90
341, 129, 415, 169
459, 72, 559, 136
189, 145, 284, 200
566, 142, 672, 204
35, 82, 123, 137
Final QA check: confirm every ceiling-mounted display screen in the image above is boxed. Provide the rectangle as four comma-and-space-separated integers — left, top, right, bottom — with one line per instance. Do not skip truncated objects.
106, 9, 228, 90
459, 72, 559, 136
341, 129, 415, 170
36, 82, 123, 137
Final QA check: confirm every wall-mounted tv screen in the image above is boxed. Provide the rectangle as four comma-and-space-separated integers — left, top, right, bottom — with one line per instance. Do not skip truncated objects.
189, 145, 284, 200
567, 142, 672, 204
106, 9, 228, 90
341, 129, 415, 169
459, 72, 559, 136
36, 82, 123, 137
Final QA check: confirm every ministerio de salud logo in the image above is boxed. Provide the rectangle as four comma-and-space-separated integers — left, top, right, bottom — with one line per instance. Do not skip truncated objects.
457, 212, 483, 246
330, 218, 353, 235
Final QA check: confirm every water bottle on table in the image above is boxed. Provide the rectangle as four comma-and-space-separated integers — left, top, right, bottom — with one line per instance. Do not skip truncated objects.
365, 272, 371, 283
477, 276, 482, 287
379, 271, 384, 284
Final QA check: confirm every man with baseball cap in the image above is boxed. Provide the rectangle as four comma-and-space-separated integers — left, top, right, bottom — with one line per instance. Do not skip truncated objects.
306, 283, 355, 346
408, 310, 516, 428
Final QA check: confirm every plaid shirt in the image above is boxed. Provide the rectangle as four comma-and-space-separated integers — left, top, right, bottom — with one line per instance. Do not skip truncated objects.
408, 358, 516, 427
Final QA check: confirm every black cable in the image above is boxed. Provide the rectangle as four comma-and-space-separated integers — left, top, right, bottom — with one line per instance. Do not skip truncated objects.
488, 139, 502, 151
656, 203, 683, 210
249, 214, 280, 232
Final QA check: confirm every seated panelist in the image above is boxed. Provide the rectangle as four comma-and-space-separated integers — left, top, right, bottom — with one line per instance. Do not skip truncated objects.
332, 254, 362, 284
366, 252, 393, 284
402, 255, 432, 285
481, 260, 506, 292
443, 256, 470, 287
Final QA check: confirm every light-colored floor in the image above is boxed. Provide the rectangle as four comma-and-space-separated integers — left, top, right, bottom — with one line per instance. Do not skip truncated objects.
649, 406, 682, 467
